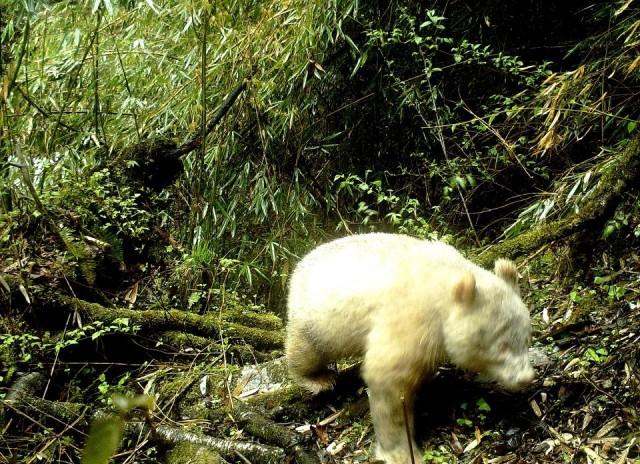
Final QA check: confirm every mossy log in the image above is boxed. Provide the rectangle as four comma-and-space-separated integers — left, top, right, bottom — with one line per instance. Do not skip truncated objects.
3, 372, 45, 401
232, 402, 320, 464
2, 394, 88, 427
159, 331, 273, 363
473, 135, 640, 268
41, 296, 284, 352
1, 373, 48, 428
1, 393, 285, 464
149, 423, 286, 464
164, 442, 226, 464
241, 364, 366, 422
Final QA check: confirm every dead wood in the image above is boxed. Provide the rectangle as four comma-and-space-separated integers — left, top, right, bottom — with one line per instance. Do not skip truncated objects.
164, 442, 226, 464
3, 372, 45, 402
1, 394, 285, 464
159, 331, 273, 363
173, 81, 248, 157
1, 373, 47, 429
148, 423, 286, 464
41, 295, 283, 352
473, 135, 640, 267
99, 80, 247, 191
232, 402, 320, 464
1, 394, 88, 429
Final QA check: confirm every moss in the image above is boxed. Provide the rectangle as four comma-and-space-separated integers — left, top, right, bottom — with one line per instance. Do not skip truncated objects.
159, 331, 274, 364
243, 384, 315, 421
164, 442, 224, 464
48, 296, 284, 351
222, 308, 282, 331
225, 322, 284, 350
157, 363, 239, 421
472, 136, 640, 267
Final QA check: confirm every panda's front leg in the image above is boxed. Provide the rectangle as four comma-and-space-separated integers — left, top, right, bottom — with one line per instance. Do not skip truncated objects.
363, 339, 423, 463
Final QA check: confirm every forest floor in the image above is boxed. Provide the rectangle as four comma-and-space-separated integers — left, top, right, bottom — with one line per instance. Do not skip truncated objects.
2, 236, 639, 464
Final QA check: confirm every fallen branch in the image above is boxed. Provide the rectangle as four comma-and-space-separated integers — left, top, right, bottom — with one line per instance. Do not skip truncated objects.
149, 423, 286, 464
159, 331, 273, 363
165, 442, 225, 464
1, 394, 88, 430
3, 372, 45, 402
1, 373, 47, 428
40, 295, 284, 352
2, 394, 285, 464
474, 136, 640, 267
232, 402, 320, 464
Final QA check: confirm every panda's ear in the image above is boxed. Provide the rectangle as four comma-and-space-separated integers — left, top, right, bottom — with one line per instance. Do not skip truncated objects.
453, 272, 476, 306
494, 258, 518, 286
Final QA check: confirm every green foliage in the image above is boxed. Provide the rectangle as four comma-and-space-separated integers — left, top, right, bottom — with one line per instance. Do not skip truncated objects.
361, 4, 551, 206
97, 372, 132, 403
165, 245, 281, 315
0, 318, 138, 372
81, 394, 154, 464
334, 172, 448, 240
529, 2, 640, 154
594, 273, 627, 301
3, 0, 638, 318
569, 289, 582, 304
4, 2, 640, 463
7, 0, 635, 308
4, 0, 360, 302
583, 347, 609, 364
456, 416, 473, 428
422, 447, 450, 463
457, 398, 492, 428
43, 168, 151, 244
504, 155, 610, 239
1, 333, 41, 364
602, 210, 630, 240
476, 397, 491, 413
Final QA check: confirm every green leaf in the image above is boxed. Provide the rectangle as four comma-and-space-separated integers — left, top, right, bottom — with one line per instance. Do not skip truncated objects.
593, 275, 611, 284
113, 318, 130, 327
602, 223, 617, 239
81, 416, 124, 464
585, 348, 599, 362
454, 175, 467, 189
456, 417, 473, 427
608, 285, 626, 300
569, 290, 581, 303
145, 0, 161, 15
466, 174, 477, 188
476, 397, 491, 412
102, 0, 114, 15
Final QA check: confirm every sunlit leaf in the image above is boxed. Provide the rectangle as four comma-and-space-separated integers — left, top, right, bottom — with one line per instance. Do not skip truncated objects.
146, 0, 161, 15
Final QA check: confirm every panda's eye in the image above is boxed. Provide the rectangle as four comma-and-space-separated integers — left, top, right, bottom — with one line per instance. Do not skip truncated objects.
498, 342, 510, 354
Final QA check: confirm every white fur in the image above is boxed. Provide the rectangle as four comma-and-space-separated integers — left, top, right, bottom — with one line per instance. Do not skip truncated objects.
286, 233, 534, 463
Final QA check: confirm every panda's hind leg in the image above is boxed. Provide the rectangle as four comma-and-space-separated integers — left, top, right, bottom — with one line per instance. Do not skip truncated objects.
285, 323, 336, 394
